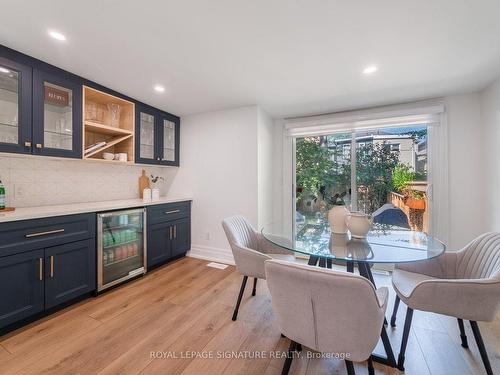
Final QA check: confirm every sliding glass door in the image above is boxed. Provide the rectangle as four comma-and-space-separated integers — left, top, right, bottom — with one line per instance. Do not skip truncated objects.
294, 125, 428, 233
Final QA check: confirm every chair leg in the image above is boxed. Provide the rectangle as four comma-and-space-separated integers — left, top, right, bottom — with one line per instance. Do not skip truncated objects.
232, 276, 248, 321
252, 277, 258, 296
397, 306, 414, 371
281, 340, 297, 375
345, 360, 356, 375
470, 321, 493, 375
458, 318, 469, 348
367, 356, 374, 375
390, 295, 400, 327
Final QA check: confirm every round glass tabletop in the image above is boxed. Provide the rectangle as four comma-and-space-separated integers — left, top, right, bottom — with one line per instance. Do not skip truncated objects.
261, 220, 445, 264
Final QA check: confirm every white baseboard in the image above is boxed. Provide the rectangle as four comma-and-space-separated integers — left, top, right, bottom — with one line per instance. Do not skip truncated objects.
187, 244, 235, 265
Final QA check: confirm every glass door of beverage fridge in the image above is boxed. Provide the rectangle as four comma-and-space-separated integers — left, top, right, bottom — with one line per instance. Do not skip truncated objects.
97, 208, 146, 291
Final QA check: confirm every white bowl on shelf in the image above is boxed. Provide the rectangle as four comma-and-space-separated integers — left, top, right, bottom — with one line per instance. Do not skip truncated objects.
102, 152, 114, 160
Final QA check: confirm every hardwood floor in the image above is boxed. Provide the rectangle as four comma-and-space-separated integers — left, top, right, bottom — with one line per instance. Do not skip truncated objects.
0, 257, 498, 375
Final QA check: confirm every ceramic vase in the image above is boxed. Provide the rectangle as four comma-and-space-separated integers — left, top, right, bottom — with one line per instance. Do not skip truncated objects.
328, 205, 349, 234
345, 212, 373, 238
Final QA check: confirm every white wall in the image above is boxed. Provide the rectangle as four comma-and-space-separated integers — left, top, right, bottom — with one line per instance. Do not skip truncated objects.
480, 77, 500, 232
445, 93, 485, 249
257, 107, 274, 229
168, 106, 260, 264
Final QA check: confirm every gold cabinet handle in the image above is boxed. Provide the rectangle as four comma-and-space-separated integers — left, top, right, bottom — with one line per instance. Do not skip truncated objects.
50, 256, 54, 278
36, 143, 43, 149
169, 226, 172, 240
24, 141, 32, 147
173, 225, 177, 239
26, 229, 65, 238
165, 209, 180, 214
38, 258, 43, 281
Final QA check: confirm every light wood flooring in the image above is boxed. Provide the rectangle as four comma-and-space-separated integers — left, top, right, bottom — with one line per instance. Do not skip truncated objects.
0, 257, 498, 375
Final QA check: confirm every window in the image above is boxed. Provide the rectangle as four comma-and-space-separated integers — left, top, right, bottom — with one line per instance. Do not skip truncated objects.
295, 125, 428, 233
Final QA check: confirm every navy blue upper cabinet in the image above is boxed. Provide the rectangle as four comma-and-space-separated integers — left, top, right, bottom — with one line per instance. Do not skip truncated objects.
33, 69, 82, 158
157, 111, 180, 166
135, 104, 158, 165
135, 104, 180, 166
0, 56, 32, 154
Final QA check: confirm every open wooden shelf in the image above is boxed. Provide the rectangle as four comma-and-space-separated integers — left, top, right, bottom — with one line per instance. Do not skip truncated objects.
84, 134, 133, 158
84, 120, 133, 136
83, 86, 135, 162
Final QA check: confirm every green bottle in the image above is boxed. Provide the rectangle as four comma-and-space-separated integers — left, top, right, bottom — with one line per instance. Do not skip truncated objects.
0, 180, 5, 210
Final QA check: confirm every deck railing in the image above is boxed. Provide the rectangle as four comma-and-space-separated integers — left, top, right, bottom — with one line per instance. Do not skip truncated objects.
388, 190, 428, 233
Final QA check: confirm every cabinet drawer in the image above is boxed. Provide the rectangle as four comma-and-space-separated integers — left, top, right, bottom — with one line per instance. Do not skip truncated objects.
0, 214, 96, 257
147, 201, 191, 224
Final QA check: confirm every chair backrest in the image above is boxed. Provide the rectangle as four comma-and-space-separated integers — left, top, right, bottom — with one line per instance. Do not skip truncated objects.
222, 215, 269, 278
265, 259, 386, 362
456, 232, 500, 280
222, 215, 259, 251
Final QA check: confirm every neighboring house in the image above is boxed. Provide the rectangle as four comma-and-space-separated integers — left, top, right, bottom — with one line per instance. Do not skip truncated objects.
329, 133, 426, 170
416, 139, 427, 173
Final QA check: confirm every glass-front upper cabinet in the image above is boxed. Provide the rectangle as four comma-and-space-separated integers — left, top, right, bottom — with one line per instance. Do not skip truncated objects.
33, 69, 82, 158
135, 105, 180, 166
135, 105, 157, 164
0, 57, 32, 154
158, 112, 179, 166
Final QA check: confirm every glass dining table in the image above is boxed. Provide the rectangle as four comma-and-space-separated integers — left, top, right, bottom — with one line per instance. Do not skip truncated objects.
261, 219, 446, 368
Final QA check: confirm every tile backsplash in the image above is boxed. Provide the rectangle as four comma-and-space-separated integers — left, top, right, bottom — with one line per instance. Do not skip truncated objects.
0, 154, 177, 207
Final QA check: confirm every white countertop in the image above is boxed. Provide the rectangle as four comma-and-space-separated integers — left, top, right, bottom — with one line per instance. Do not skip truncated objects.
0, 197, 192, 223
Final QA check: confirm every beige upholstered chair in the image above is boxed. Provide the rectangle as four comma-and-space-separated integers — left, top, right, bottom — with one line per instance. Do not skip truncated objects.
391, 232, 500, 375
265, 259, 388, 375
222, 215, 295, 321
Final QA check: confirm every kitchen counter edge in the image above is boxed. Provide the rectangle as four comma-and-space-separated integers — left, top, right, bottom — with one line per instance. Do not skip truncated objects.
0, 197, 193, 223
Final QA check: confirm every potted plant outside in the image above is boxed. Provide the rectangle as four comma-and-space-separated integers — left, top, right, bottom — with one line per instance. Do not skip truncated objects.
404, 189, 426, 210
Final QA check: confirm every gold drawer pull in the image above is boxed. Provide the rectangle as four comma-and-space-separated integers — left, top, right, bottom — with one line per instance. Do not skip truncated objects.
173, 225, 177, 239
165, 209, 180, 214
50, 256, 54, 278
38, 258, 43, 281
169, 226, 173, 240
26, 229, 65, 238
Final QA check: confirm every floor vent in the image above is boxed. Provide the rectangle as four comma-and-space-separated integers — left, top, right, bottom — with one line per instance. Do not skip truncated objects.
206, 262, 229, 270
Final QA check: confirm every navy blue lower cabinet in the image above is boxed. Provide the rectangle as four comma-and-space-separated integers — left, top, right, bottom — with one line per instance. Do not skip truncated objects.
147, 222, 172, 268
171, 219, 190, 257
0, 249, 45, 329
44, 239, 96, 309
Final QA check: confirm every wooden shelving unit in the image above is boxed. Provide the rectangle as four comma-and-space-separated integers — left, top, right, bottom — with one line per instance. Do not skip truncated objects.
83, 86, 135, 163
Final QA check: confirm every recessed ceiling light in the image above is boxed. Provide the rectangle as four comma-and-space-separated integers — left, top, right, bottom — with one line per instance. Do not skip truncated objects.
154, 85, 165, 93
363, 65, 378, 75
0, 67, 10, 74
48, 30, 66, 41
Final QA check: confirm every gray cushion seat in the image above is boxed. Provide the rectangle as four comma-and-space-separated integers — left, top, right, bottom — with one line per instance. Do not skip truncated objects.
391, 232, 500, 374
222, 215, 296, 320
265, 259, 388, 375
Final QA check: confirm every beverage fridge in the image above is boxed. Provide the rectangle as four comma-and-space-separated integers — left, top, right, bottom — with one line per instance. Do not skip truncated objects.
97, 208, 146, 292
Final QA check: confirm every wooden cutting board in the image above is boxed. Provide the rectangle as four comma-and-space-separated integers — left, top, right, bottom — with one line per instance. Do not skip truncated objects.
0, 207, 15, 212
138, 169, 150, 198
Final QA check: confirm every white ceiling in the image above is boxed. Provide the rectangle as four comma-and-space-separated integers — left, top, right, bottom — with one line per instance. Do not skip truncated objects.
1, 1, 500, 118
